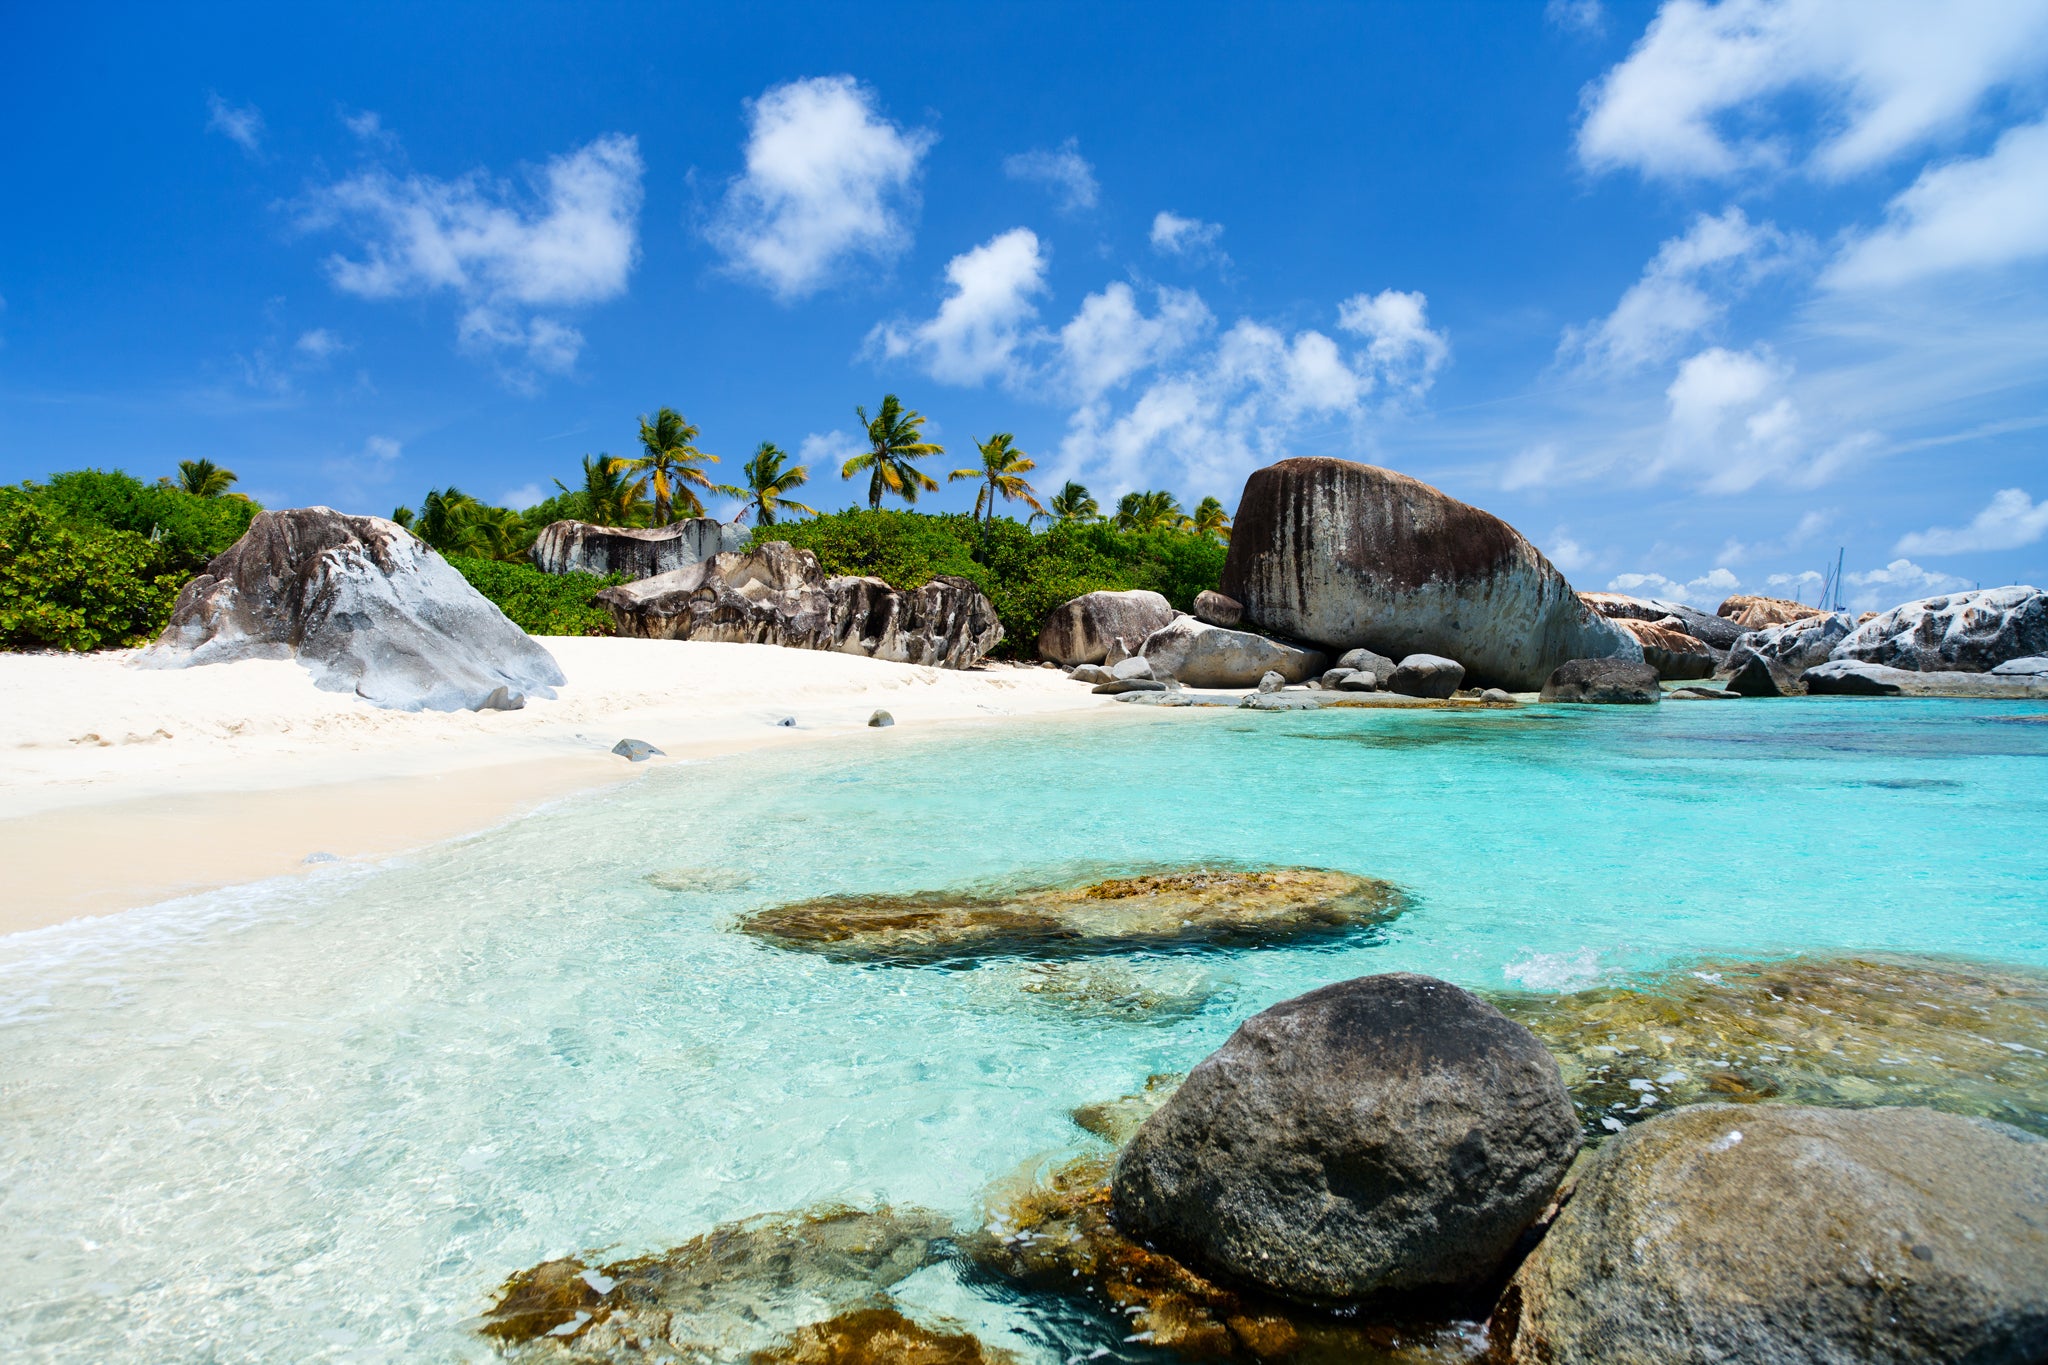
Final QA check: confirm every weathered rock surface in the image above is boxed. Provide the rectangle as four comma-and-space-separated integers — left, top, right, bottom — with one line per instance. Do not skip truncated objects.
1494, 1104, 2048, 1365
1388, 653, 1465, 698
753, 1308, 1012, 1365
612, 739, 663, 761
1716, 593, 1825, 630
1724, 611, 1853, 677
1035, 590, 1180, 665
596, 543, 1002, 669
145, 507, 564, 712
1338, 646, 1400, 678
1578, 593, 1747, 650
1109, 654, 1155, 681
1193, 589, 1244, 628
1091, 677, 1167, 695
1111, 974, 1580, 1303
1994, 655, 2048, 675
1725, 654, 1805, 697
530, 518, 744, 580
1667, 685, 1739, 700
1337, 671, 1380, 692
867, 709, 895, 728
1831, 586, 2048, 673
1068, 663, 1113, 685
1137, 615, 1327, 687
1802, 660, 2048, 698
1611, 618, 1714, 680
1481, 687, 1515, 703
1541, 658, 1661, 705
739, 866, 1403, 966
1218, 458, 1640, 689
1255, 670, 1285, 693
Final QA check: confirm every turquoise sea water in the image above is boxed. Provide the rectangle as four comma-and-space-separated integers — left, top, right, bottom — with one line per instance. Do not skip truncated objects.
3, 698, 2047, 1361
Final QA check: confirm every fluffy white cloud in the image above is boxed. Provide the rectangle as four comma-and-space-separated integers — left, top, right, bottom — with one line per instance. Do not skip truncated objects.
798, 430, 866, 479
303, 132, 642, 377
206, 93, 263, 154
1337, 289, 1450, 394
1563, 208, 1794, 371
1058, 282, 1210, 400
708, 76, 934, 300
1501, 443, 1561, 493
1650, 345, 1876, 493
1718, 507, 1832, 565
1003, 139, 1098, 212
1896, 487, 2048, 555
870, 228, 1048, 386
1605, 566, 1741, 608
1151, 211, 1225, 260
499, 483, 546, 510
1826, 558, 1973, 611
1825, 116, 2048, 290
1545, 528, 1597, 573
295, 328, 345, 361
1578, 0, 2048, 181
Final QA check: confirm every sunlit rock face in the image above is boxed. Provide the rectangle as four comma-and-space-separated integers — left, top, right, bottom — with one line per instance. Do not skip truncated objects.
1493, 955, 2048, 1139
481, 1205, 951, 1361
1715, 593, 1823, 630
737, 866, 1406, 966
1832, 585, 2048, 673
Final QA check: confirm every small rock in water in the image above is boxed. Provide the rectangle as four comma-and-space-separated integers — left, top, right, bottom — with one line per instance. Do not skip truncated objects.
302, 851, 339, 864
1256, 670, 1285, 693
611, 738, 664, 762
1667, 685, 1740, 700
1540, 658, 1661, 705
868, 709, 895, 728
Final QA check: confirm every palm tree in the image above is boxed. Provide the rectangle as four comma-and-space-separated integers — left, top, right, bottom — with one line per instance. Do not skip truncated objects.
622, 408, 719, 524
843, 394, 943, 509
719, 442, 818, 526
390, 506, 416, 530
1113, 489, 1189, 532
412, 487, 481, 551
949, 433, 1043, 523
1048, 480, 1100, 523
555, 454, 650, 528
170, 459, 240, 497
1191, 495, 1233, 541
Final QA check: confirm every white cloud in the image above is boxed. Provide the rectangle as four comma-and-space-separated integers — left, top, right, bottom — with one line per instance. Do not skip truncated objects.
707, 76, 934, 300
1649, 345, 1877, 494
1896, 487, 2048, 555
1058, 282, 1211, 400
1337, 289, 1450, 395
295, 328, 345, 361
324, 434, 404, 500
1547, 0, 1605, 34
342, 109, 394, 144
1563, 208, 1794, 371
870, 228, 1048, 386
1825, 116, 2048, 290
1546, 528, 1598, 573
500, 483, 546, 509
1501, 443, 1561, 492
206, 93, 263, 154
1004, 139, 1098, 212
302, 132, 641, 379
1577, 0, 2048, 181
1840, 558, 1973, 611
1151, 211, 1225, 261
1718, 507, 1832, 564
798, 429, 866, 475
1606, 566, 1741, 608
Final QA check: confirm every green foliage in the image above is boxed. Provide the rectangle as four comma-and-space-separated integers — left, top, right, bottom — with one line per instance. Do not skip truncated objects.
755, 509, 1227, 657
0, 487, 182, 650
36, 467, 260, 578
445, 555, 625, 637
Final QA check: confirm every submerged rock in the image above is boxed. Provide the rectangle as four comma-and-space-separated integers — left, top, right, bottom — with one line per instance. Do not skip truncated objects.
481, 1205, 951, 1361
644, 867, 755, 893
1036, 590, 1180, 666
1006, 961, 1222, 1022
1539, 658, 1660, 704
1112, 974, 1581, 1304
1715, 593, 1824, 630
738, 866, 1404, 966
531, 518, 744, 580
1493, 1104, 2048, 1365
1832, 585, 2048, 673
1071, 1073, 1185, 1144
753, 1308, 1013, 1365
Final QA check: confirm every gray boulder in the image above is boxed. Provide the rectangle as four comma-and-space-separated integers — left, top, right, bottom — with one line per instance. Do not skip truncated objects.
1137, 615, 1327, 688
145, 507, 565, 713
1481, 687, 1515, 703
867, 709, 894, 728
1094, 678, 1169, 695
1069, 663, 1114, 685
1338, 673, 1379, 692
1668, 686, 1740, 700
1255, 670, 1285, 693
1725, 654, 1805, 697
1495, 1104, 2048, 1365
1611, 617, 1715, 680
1579, 592, 1749, 650
1831, 586, 2048, 673
1109, 654, 1155, 681
1802, 660, 2048, 699
1724, 611, 1852, 678
1193, 589, 1244, 628
1541, 658, 1661, 704
1387, 653, 1464, 698
1993, 656, 2048, 675
597, 543, 1002, 669
1112, 973, 1580, 1303
1035, 590, 1180, 665
531, 517, 743, 580
1218, 458, 1641, 690
1338, 646, 1399, 678
612, 739, 663, 761
1320, 667, 1356, 687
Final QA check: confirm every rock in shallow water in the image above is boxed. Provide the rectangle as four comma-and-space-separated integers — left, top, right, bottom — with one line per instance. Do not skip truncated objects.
1802, 660, 2048, 698
738, 867, 1404, 966
1540, 658, 1660, 704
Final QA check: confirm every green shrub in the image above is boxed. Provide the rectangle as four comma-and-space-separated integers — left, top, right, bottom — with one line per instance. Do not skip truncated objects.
0, 488, 182, 650
757, 510, 1228, 656
36, 468, 259, 578
446, 554, 624, 637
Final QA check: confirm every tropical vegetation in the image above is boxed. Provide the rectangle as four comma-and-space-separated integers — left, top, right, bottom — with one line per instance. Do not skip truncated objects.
950, 434, 1041, 523
720, 443, 816, 526
843, 395, 943, 509
623, 408, 718, 524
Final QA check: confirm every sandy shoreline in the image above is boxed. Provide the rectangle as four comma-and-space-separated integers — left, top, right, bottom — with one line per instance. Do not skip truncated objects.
0, 638, 1126, 933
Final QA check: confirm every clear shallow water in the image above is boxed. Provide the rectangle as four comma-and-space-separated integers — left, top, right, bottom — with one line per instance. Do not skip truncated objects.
3, 698, 2046, 1361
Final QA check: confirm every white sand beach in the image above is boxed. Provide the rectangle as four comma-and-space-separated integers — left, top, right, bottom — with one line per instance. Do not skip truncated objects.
0, 639, 1119, 932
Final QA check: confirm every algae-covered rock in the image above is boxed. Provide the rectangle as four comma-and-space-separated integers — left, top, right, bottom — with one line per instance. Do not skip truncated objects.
739, 867, 1404, 966
1493, 954, 2048, 1139
752, 1307, 1013, 1364
481, 1205, 951, 1361
1070, 1073, 1184, 1144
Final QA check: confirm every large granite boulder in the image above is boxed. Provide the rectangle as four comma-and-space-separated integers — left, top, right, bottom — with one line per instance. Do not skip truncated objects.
530, 518, 744, 580
1724, 611, 1853, 677
1717, 593, 1824, 630
1494, 1104, 2048, 1365
1137, 615, 1326, 687
1219, 458, 1640, 690
1579, 592, 1748, 650
145, 507, 565, 712
1111, 973, 1580, 1303
1830, 586, 2048, 673
1387, 653, 1464, 698
1035, 590, 1180, 665
1611, 617, 1714, 679
597, 543, 1002, 669
1193, 589, 1244, 627
1541, 658, 1661, 704
1802, 660, 2048, 699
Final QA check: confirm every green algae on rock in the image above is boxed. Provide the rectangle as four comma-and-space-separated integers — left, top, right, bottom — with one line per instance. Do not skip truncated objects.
1492, 954, 2048, 1139
738, 866, 1404, 966
751, 1307, 1014, 1364
481, 1205, 951, 1361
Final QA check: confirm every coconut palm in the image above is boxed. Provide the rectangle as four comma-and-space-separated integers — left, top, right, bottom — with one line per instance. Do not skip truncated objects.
1113, 489, 1188, 532
1191, 495, 1233, 541
454, 504, 531, 561
555, 454, 650, 528
1048, 480, 1100, 523
622, 408, 719, 524
949, 433, 1043, 523
719, 442, 818, 526
410, 487, 481, 551
390, 505, 416, 530
170, 459, 240, 497
843, 394, 943, 509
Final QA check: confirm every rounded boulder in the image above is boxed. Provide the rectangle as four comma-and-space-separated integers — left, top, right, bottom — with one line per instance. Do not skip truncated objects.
1110, 973, 1580, 1303
1540, 658, 1661, 704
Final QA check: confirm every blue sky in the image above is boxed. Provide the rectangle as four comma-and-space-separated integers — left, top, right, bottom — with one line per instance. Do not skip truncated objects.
5, 0, 2047, 610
